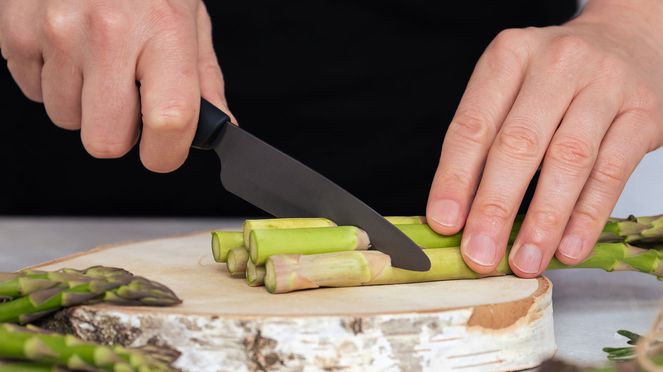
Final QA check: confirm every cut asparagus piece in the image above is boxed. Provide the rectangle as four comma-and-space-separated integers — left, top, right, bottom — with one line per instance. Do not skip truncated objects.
250, 226, 370, 265
242, 218, 336, 247
0, 324, 175, 371
211, 231, 244, 263
0, 267, 181, 324
227, 247, 249, 277
265, 242, 663, 293
246, 260, 266, 287
384, 216, 426, 225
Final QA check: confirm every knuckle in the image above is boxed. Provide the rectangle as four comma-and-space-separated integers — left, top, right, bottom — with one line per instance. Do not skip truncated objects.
527, 209, 562, 238
491, 28, 529, 54
43, 8, 78, 47
86, 7, 129, 43
495, 122, 540, 161
449, 109, 495, 147
148, 2, 187, 29
547, 136, 595, 172
546, 34, 590, 70
144, 102, 196, 133
3, 29, 38, 58
476, 198, 512, 221
590, 154, 629, 188
572, 206, 604, 227
438, 168, 474, 192
6, 61, 42, 102
484, 28, 529, 74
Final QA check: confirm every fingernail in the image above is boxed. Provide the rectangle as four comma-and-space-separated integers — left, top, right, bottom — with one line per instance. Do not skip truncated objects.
558, 235, 583, 260
464, 234, 497, 266
430, 199, 461, 228
512, 244, 543, 274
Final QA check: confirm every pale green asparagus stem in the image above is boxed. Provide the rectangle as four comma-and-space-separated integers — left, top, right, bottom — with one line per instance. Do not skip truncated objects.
265, 242, 663, 293
384, 216, 426, 225
249, 226, 370, 265
227, 247, 250, 277
242, 218, 336, 247
211, 231, 244, 263
246, 260, 266, 287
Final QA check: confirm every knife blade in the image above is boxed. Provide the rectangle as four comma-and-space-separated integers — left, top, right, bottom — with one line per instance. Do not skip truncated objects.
192, 99, 431, 271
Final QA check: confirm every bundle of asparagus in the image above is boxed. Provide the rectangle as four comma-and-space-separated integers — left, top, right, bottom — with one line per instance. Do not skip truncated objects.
210, 214, 663, 294
0, 323, 176, 372
0, 266, 181, 324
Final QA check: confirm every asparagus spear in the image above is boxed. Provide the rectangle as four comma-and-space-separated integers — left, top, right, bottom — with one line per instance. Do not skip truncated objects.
0, 361, 68, 372
246, 260, 266, 287
241, 213, 663, 272
0, 267, 181, 324
211, 231, 244, 263
242, 218, 336, 247
249, 226, 370, 265
227, 247, 249, 277
265, 242, 663, 293
0, 324, 175, 371
601, 214, 663, 244
383, 216, 426, 225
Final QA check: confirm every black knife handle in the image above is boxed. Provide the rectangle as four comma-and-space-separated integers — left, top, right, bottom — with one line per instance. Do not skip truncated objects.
192, 98, 232, 150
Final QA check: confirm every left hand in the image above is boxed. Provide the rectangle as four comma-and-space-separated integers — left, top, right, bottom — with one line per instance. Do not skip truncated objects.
426, 0, 663, 278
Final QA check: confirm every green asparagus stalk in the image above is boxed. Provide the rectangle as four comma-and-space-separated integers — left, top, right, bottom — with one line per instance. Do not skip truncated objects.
211, 231, 244, 263
0, 267, 181, 324
246, 260, 266, 287
242, 218, 336, 247
0, 324, 175, 371
264, 242, 663, 293
227, 247, 249, 277
0, 361, 67, 372
384, 216, 426, 225
240, 213, 663, 269
249, 226, 370, 265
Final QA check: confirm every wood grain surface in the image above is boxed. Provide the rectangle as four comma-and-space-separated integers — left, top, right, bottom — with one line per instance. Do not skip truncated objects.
35, 231, 556, 372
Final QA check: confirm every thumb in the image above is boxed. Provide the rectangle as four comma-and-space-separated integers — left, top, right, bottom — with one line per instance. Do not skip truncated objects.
196, 2, 237, 124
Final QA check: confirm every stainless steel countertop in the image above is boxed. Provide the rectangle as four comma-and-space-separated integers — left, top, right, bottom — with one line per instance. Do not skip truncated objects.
1, 217, 662, 367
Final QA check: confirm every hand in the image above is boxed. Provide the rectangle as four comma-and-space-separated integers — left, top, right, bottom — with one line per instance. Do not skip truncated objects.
426, 0, 663, 277
0, 0, 234, 172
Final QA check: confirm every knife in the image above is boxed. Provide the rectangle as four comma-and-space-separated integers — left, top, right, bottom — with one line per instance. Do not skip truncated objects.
192, 99, 431, 271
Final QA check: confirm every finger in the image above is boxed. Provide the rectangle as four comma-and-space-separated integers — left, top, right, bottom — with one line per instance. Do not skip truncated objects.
196, 2, 236, 123
1, 0, 43, 101
6, 58, 43, 102
39, 0, 84, 129
41, 53, 83, 130
426, 29, 530, 234
461, 37, 588, 274
79, 10, 140, 159
508, 84, 622, 277
137, 12, 200, 173
555, 109, 656, 265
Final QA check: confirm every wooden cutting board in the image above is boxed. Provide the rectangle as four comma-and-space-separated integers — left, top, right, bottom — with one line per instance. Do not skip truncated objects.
34, 231, 555, 372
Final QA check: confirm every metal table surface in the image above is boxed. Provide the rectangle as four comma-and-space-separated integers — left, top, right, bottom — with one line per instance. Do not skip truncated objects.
1, 217, 662, 368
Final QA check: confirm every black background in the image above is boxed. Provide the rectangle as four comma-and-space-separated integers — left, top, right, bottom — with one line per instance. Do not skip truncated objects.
0, 1, 576, 216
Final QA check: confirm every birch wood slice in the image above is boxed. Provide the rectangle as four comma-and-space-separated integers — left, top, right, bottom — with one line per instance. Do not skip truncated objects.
33, 232, 556, 372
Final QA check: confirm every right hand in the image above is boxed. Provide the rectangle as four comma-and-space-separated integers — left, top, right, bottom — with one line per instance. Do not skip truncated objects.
0, 0, 234, 172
